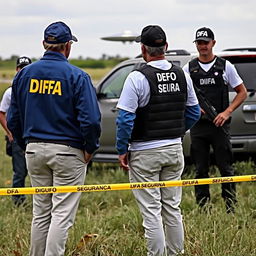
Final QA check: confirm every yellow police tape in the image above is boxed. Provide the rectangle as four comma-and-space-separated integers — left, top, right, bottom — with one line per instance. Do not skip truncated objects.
1, 174, 256, 196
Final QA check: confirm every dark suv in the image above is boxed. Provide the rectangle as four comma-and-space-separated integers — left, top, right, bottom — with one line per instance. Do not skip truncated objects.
93, 49, 256, 163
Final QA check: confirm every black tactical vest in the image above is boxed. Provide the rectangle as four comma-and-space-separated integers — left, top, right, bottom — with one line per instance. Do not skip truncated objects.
131, 64, 187, 142
189, 57, 229, 113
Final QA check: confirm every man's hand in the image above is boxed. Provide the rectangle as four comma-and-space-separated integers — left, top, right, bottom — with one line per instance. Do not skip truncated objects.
200, 108, 206, 115
118, 153, 129, 171
84, 151, 93, 164
214, 83, 247, 127
7, 133, 14, 143
214, 110, 231, 127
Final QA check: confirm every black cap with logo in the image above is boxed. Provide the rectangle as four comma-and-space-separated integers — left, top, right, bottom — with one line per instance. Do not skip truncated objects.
194, 27, 215, 42
135, 25, 166, 47
16, 56, 32, 68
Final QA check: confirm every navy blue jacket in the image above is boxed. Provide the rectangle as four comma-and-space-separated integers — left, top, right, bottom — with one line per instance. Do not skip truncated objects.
7, 51, 101, 154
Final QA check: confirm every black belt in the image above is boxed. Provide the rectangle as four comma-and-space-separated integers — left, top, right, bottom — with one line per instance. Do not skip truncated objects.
27, 138, 72, 147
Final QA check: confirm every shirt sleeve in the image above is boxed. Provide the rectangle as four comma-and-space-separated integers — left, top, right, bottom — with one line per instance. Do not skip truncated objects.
182, 68, 200, 130
7, 77, 25, 149
224, 60, 243, 88
74, 73, 101, 154
184, 71, 199, 106
182, 63, 189, 74
0, 87, 12, 113
184, 104, 201, 131
117, 71, 151, 112
116, 109, 136, 155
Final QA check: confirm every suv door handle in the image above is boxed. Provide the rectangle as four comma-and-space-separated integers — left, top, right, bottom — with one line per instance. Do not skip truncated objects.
243, 105, 256, 112
111, 107, 118, 113
242, 104, 256, 123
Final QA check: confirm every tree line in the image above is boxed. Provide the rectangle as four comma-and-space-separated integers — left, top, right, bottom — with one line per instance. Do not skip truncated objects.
0, 54, 129, 69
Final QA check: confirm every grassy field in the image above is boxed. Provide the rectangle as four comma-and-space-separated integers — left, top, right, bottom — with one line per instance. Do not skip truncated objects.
0, 141, 256, 256
0, 76, 256, 255
0, 67, 112, 84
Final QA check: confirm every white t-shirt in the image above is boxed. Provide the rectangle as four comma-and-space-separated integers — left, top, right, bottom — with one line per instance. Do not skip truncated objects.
117, 59, 198, 151
183, 58, 243, 88
0, 87, 12, 113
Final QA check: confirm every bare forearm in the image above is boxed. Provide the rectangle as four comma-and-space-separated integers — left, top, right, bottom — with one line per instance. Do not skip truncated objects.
0, 112, 12, 136
226, 84, 247, 114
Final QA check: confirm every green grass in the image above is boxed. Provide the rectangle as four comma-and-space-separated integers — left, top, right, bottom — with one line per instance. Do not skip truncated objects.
85, 67, 112, 82
0, 143, 256, 255
0, 69, 15, 81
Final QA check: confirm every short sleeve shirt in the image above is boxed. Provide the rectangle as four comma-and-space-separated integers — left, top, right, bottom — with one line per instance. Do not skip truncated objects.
0, 87, 12, 113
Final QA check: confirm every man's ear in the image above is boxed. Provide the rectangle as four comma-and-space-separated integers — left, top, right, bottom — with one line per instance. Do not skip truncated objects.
64, 41, 71, 58
165, 42, 168, 51
141, 44, 147, 55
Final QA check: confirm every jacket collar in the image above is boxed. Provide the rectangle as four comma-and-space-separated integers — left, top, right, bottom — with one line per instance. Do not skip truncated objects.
41, 51, 68, 62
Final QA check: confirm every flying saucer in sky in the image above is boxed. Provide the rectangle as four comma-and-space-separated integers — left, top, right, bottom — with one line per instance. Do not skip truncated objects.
101, 30, 138, 43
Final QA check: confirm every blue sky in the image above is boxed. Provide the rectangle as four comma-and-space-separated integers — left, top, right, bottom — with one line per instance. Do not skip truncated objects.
0, 0, 255, 59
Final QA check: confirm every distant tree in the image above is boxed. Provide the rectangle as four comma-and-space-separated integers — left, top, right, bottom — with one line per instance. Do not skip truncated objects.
8, 55, 19, 61
101, 54, 107, 60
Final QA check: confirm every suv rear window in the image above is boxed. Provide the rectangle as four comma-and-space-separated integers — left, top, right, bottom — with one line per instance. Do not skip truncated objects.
222, 55, 256, 91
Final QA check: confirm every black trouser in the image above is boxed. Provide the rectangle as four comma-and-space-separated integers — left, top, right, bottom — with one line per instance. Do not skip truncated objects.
11, 140, 28, 205
190, 120, 236, 209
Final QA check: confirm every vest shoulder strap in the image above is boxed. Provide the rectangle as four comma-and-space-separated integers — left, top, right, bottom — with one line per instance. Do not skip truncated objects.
189, 57, 226, 73
136, 64, 155, 75
135, 65, 157, 91
188, 58, 199, 73
214, 57, 226, 72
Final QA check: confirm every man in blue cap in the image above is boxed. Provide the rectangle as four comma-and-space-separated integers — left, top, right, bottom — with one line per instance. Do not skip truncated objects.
7, 21, 101, 256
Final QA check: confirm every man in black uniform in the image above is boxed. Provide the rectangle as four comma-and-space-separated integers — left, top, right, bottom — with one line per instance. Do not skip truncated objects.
183, 27, 247, 213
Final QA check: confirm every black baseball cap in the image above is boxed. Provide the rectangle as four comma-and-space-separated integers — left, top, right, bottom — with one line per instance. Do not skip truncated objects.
44, 21, 78, 44
16, 56, 32, 68
135, 25, 166, 47
194, 27, 215, 42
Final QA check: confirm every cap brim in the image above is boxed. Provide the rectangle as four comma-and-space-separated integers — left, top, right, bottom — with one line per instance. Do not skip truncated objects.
72, 35, 78, 42
135, 35, 141, 43
193, 37, 212, 42
17, 63, 30, 68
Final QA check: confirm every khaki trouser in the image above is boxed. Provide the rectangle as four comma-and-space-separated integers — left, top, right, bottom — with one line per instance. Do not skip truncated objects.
129, 143, 184, 256
26, 143, 87, 256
